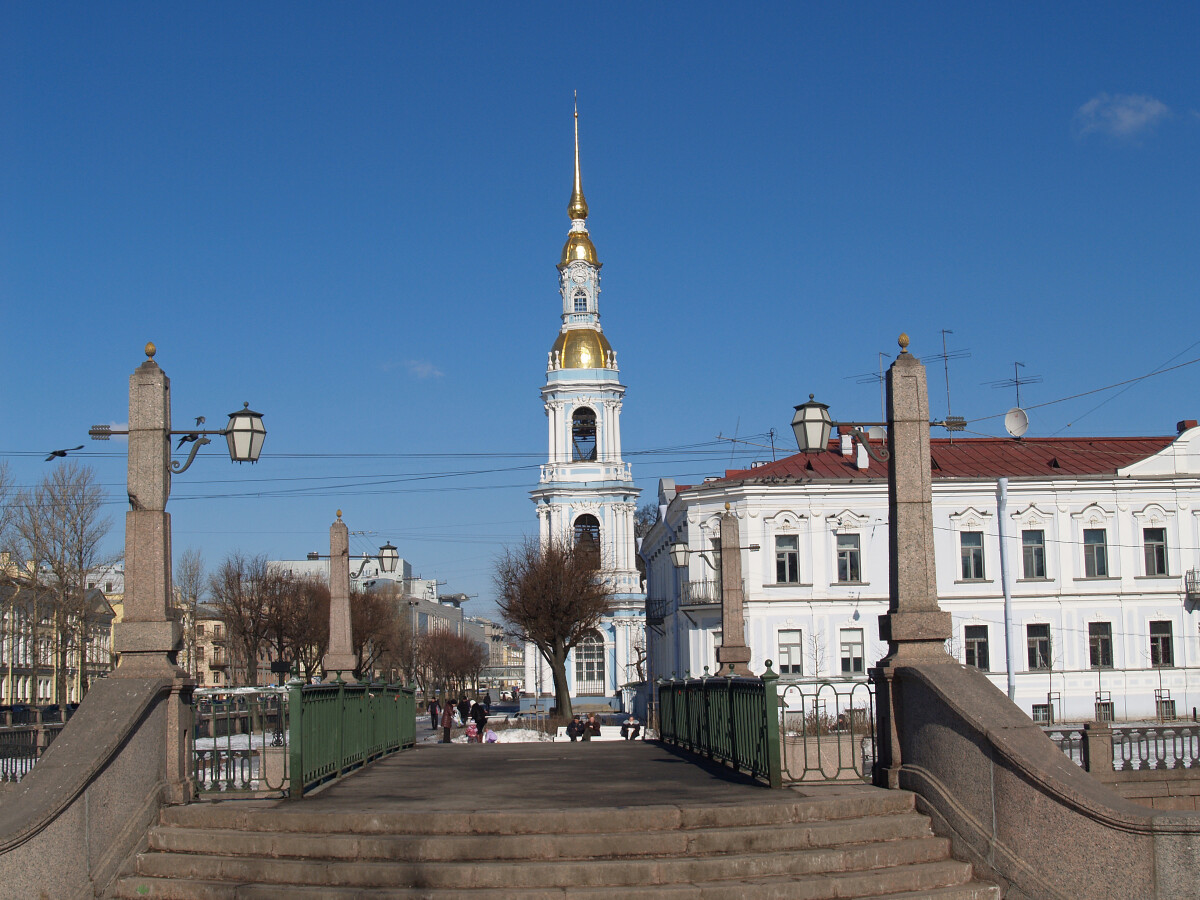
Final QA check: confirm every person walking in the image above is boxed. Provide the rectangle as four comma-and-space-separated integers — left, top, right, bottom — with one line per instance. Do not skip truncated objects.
440, 700, 456, 744
429, 699, 440, 731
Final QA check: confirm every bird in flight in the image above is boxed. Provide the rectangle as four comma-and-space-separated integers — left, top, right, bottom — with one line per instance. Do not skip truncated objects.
194, 416, 205, 427
176, 433, 200, 449
45, 446, 84, 461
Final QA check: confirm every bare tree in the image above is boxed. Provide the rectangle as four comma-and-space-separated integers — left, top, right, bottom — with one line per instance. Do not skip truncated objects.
209, 553, 272, 685
415, 629, 487, 699
494, 537, 615, 718
13, 464, 115, 700
807, 631, 827, 680
176, 549, 206, 678
350, 588, 403, 680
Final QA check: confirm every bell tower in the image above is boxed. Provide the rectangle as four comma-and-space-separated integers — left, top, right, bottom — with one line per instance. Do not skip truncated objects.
527, 100, 645, 702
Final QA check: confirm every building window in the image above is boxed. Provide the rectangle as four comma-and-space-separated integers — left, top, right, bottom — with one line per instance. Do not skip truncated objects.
836, 534, 861, 583
195, 646, 206, 662
1031, 703, 1053, 725
1027, 623, 1052, 671
574, 290, 587, 312
1144, 528, 1168, 576
840, 628, 865, 676
1150, 621, 1174, 668
574, 630, 605, 694
1021, 530, 1046, 579
571, 407, 597, 461
777, 629, 803, 675
964, 625, 989, 671
196, 624, 205, 637
960, 531, 985, 580
105, 581, 113, 592
1083, 528, 1108, 577
775, 535, 799, 583
1088, 622, 1113, 669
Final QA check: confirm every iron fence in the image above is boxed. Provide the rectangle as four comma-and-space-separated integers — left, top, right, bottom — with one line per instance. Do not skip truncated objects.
777, 678, 876, 783
658, 664, 781, 788
0, 709, 69, 784
192, 688, 291, 796
289, 680, 416, 796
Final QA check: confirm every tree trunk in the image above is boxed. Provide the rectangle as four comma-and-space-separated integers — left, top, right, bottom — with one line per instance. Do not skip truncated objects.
547, 644, 572, 718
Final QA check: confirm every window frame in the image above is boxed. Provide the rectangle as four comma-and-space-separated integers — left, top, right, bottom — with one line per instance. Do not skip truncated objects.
960, 531, 985, 581
574, 630, 606, 691
839, 627, 865, 676
1143, 527, 1168, 576
1083, 528, 1109, 578
1026, 623, 1052, 671
836, 533, 862, 583
775, 534, 800, 584
777, 629, 803, 675
1150, 620, 1174, 668
1088, 621, 1113, 669
964, 624, 990, 671
1021, 529, 1046, 579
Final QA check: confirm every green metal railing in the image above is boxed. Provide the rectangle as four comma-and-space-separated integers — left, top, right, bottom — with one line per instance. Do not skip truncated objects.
288, 681, 416, 796
657, 662, 782, 788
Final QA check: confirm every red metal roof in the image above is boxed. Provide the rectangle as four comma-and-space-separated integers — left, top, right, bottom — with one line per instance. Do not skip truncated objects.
693, 435, 1176, 488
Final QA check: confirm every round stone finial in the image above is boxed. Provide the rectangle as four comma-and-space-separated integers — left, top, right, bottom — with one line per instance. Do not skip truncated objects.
724, 501, 731, 511
898, 333, 910, 351
145, 342, 156, 359
336, 509, 343, 520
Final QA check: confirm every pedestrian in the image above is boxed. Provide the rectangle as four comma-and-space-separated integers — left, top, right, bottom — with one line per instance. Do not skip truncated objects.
457, 695, 470, 724
429, 700, 440, 731
584, 713, 601, 741
440, 700, 456, 744
483, 691, 491, 712
620, 713, 641, 740
566, 714, 584, 742
471, 698, 488, 743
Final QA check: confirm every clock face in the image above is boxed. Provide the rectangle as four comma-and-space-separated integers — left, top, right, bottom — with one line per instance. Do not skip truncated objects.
571, 269, 586, 285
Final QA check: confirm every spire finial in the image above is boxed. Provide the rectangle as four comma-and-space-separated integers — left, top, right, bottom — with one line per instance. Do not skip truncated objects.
568, 93, 589, 221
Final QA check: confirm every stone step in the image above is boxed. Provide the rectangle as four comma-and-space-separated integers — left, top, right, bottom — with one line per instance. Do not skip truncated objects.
146, 811, 933, 862
110, 859, 977, 900
129, 836, 952, 890
159, 791, 918, 836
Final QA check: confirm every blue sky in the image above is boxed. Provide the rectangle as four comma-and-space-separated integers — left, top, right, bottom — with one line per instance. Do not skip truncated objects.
3, 4, 1199, 618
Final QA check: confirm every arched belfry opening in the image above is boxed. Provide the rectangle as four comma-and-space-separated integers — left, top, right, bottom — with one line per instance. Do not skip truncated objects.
574, 629, 605, 695
574, 514, 601, 569
572, 407, 597, 461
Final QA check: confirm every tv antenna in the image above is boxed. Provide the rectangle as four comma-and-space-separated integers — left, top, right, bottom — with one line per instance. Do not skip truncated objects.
985, 361, 1042, 408
844, 351, 892, 421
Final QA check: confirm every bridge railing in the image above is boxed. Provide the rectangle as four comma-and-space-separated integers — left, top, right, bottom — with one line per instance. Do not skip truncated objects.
657, 663, 781, 788
777, 678, 876, 782
0, 718, 66, 784
192, 688, 291, 796
1046, 721, 1200, 772
288, 680, 416, 797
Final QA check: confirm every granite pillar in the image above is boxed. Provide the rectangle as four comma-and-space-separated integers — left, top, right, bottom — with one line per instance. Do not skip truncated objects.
323, 511, 357, 680
872, 334, 955, 788
114, 345, 185, 680
716, 507, 752, 676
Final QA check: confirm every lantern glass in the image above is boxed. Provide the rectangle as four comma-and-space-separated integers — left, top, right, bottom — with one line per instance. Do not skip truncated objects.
379, 542, 399, 574
669, 541, 689, 568
791, 396, 832, 453
225, 403, 266, 463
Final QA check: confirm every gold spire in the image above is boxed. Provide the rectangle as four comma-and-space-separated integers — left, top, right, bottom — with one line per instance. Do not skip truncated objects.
568, 93, 588, 221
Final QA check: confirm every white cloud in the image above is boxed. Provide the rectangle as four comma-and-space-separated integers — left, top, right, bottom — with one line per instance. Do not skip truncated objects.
405, 360, 444, 379
1074, 92, 1170, 139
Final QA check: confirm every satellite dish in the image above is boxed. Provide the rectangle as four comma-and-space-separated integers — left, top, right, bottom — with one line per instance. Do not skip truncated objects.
1004, 407, 1029, 439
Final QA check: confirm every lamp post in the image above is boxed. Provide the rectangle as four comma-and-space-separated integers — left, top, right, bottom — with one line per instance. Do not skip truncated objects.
91, 343, 265, 679
90, 343, 265, 804
795, 333, 959, 788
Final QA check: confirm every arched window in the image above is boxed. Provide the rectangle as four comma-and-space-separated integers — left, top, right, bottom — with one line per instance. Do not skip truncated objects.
575, 630, 605, 695
574, 514, 601, 570
571, 407, 597, 461
574, 290, 588, 312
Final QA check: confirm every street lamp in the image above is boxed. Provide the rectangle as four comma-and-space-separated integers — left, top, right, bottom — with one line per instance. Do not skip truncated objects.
379, 542, 399, 574
225, 402, 267, 463
669, 539, 759, 569
792, 392, 964, 460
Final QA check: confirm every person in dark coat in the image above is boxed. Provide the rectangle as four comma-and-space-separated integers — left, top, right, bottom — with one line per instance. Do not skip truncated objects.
457, 696, 470, 724
429, 700, 440, 731
620, 714, 641, 740
583, 713, 601, 741
565, 714, 585, 742
470, 701, 488, 743
440, 702, 456, 744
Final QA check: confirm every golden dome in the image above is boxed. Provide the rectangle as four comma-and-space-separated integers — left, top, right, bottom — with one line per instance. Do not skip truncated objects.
551, 328, 612, 369
560, 230, 599, 266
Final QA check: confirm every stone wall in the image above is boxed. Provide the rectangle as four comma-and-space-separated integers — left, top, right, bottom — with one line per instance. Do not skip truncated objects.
1094, 769, 1200, 811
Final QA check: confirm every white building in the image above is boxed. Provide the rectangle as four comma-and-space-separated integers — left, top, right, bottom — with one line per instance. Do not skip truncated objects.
523, 109, 646, 707
642, 420, 1200, 724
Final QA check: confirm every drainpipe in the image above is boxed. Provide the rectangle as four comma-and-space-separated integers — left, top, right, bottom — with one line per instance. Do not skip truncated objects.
997, 477, 1016, 701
